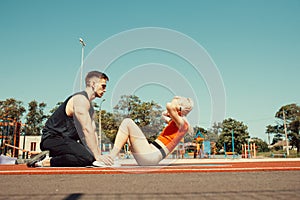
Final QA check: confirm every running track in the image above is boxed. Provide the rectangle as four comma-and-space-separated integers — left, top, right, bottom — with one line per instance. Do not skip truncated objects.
1, 158, 300, 175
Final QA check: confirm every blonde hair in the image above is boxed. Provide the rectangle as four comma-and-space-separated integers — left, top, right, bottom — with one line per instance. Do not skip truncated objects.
175, 96, 194, 116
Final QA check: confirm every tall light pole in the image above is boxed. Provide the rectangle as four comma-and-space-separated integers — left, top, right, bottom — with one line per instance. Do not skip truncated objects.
231, 130, 234, 153
79, 38, 86, 90
283, 109, 290, 156
99, 99, 105, 154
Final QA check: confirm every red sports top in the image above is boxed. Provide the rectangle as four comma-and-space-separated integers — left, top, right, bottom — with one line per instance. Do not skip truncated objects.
157, 120, 189, 151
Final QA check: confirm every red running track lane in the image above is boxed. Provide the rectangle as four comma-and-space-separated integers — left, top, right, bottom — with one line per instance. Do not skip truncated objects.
1, 160, 300, 175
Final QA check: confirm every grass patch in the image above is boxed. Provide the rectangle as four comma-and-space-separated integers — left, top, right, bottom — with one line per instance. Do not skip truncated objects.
256, 150, 299, 158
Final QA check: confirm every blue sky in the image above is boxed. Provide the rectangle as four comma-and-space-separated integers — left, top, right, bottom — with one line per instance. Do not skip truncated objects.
0, 0, 299, 141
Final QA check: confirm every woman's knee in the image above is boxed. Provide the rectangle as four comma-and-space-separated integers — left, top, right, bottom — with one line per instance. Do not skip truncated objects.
122, 118, 134, 125
120, 118, 135, 130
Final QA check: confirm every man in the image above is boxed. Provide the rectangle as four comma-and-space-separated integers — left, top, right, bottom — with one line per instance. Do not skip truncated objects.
27, 71, 113, 167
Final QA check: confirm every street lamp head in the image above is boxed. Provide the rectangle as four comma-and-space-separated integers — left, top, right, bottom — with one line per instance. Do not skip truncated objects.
79, 38, 86, 46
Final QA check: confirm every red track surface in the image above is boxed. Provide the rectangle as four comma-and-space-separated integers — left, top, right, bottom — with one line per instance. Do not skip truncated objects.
1, 160, 300, 175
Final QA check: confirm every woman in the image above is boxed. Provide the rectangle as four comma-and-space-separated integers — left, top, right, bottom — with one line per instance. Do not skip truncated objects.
93, 96, 193, 166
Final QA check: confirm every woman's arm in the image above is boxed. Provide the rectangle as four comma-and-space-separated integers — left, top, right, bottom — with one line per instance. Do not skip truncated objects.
166, 101, 185, 128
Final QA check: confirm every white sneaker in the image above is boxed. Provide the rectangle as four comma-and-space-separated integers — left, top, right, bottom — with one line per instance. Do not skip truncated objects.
27, 151, 49, 167
92, 161, 107, 167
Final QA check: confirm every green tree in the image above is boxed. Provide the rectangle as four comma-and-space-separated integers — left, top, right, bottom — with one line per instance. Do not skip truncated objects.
140, 102, 164, 142
272, 132, 284, 145
49, 102, 63, 114
25, 100, 48, 136
110, 95, 164, 142
0, 98, 26, 121
206, 122, 222, 142
275, 104, 300, 153
251, 137, 269, 152
265, 125, 277, 145
217, 118, 250, 154
113, 95, 156, 126
113, 95, 141, 119
95, 110, 119, 144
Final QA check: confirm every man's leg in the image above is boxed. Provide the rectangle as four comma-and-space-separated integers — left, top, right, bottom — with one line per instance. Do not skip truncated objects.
26, 151, 49, 167
41, 135, 94, 167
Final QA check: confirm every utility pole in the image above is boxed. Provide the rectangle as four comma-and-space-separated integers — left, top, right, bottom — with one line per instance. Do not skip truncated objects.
283, 109, 289, 156
231, 130, 234, 153
98, 99, 105, 154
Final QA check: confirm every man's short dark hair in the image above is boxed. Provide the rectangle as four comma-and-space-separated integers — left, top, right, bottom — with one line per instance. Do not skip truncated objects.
85, 71, 109, 86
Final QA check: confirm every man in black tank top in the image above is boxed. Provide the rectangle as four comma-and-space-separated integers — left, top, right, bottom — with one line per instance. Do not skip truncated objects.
27, 71, 113, 167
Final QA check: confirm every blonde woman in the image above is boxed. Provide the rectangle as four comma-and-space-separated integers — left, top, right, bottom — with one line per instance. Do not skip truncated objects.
93, 96, 193, 166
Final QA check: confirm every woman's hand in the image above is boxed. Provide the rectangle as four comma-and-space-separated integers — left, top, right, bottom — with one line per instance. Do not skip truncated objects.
162, 110, 171, 123
166, 101, 184, 128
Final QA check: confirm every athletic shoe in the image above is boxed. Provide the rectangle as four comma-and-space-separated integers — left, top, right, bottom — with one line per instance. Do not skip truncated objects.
26, 151, 49, 167
15, 159, 30, 164
92, 161, 107, 167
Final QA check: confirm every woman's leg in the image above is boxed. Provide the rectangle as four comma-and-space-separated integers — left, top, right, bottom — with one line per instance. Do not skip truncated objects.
110, 118, 162, 165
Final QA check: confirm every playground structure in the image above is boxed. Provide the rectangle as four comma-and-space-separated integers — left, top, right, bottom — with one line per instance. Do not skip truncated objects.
0, 117, 38, 159
194, 130, 205, 158
173, 129, 259, 159
223, 142, 238, 158
0, 117, 23, 158
223, 130, 257, 159
222, 130, 253, 159
177, 130, 215, 159
241, 143, 257, 158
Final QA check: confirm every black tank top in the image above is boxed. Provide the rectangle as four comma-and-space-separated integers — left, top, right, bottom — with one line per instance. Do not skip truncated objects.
42, 91, 94, 141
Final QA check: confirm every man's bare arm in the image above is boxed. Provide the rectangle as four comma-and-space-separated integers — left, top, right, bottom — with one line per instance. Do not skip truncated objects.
73, 95, 101, 160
